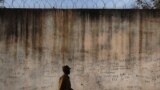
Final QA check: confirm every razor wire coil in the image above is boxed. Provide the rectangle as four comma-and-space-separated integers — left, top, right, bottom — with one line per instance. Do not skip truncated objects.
0, 0, 135, 8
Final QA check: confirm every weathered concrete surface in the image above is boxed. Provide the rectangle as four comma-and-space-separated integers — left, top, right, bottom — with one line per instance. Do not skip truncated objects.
0, 9, 160, 90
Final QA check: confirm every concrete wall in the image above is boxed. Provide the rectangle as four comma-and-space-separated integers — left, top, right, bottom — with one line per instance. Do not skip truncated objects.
0, 9, 160, 90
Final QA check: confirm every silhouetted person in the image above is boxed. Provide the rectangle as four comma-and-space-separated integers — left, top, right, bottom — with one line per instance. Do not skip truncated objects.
58, 65, 73, 90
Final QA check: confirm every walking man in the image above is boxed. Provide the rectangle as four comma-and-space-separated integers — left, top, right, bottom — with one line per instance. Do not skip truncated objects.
58, 65, 73, 90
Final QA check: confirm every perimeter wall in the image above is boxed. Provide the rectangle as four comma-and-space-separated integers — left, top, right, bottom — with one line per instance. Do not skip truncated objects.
0, 9, 160, 90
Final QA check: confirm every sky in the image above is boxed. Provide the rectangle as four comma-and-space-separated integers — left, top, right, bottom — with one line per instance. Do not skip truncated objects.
1, 0, 136, 8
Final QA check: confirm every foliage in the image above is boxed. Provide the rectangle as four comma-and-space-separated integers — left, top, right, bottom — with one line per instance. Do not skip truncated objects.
136, 0, 160, 9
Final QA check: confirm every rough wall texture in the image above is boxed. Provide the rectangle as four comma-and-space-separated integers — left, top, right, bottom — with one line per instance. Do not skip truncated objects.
0, 9, 160, 90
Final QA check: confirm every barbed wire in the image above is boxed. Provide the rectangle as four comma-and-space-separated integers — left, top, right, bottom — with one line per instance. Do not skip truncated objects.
0, 0, 135, 9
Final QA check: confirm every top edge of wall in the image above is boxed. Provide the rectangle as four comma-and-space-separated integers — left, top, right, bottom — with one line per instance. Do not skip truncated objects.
0, 8, 160, 11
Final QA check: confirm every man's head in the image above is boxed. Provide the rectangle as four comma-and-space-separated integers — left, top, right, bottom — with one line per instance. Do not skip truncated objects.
62, 65, 71, 75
